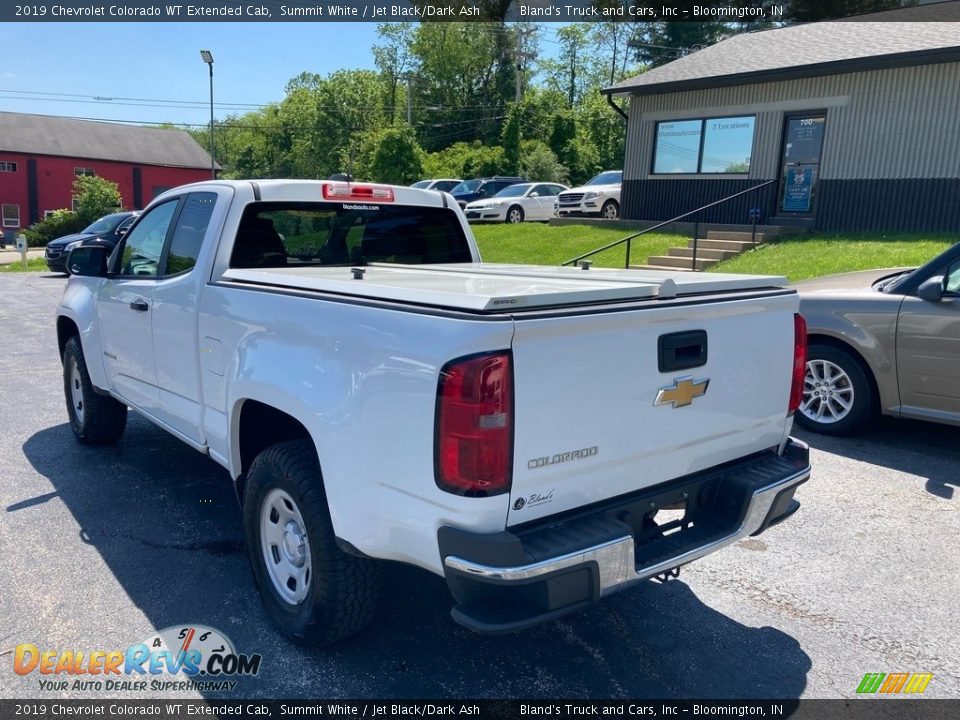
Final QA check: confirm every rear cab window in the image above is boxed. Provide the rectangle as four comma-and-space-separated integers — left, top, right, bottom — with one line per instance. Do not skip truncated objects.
230, 202, 472, 269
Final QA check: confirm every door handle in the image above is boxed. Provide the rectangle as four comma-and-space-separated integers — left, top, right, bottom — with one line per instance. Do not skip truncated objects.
129, 300, 149, 312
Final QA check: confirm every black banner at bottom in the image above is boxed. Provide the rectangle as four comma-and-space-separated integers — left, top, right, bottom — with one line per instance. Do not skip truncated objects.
1, 700, 956, 720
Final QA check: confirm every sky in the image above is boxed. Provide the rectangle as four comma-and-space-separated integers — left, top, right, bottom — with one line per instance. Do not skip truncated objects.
0, 23, 391, 128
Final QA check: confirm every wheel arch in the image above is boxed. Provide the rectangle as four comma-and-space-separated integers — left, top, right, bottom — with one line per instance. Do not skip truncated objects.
233, 399, 313, 502
807, 333, 882, 410
57, 315, 80, 361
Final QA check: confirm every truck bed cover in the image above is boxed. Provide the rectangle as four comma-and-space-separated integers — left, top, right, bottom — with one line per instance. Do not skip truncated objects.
221, 264, 788, 313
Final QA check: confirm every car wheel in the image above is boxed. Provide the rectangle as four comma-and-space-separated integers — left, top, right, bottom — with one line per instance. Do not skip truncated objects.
244, 439, 382, 645
506, 206, 525, 224
601, 200, 619, 220
63, 336, 128, 445
795, 343, 875, 436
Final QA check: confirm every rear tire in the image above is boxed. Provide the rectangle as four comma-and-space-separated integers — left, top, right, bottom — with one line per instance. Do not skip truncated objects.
506, 206, 525, 224
63, 336, 127, 445
600, 200, 619, 220
243, 440, 382, 645
795, 343, 875, 436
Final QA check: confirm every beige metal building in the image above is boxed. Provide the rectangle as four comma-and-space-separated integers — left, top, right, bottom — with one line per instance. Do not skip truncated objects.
605, 20, 960, 232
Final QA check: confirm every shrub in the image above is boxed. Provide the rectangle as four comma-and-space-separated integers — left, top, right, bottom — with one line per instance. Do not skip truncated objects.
23, 209, 84, 248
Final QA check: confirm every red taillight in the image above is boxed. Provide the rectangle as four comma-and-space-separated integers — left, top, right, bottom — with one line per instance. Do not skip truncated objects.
789, 314, 808, 414
435, 352, 513, 496
322, 183, 395, 202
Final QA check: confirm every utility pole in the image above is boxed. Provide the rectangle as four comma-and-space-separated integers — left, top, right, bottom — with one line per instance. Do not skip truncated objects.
512, 26, 537, 104
406, 74, 413, 125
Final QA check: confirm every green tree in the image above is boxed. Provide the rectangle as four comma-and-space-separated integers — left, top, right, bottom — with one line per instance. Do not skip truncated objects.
539, 24, 592, 107
72, 175, 122, 225
372, 23, 416, 124
352, 125, 424, 184
519, 141, 569, 184
501, 103, 522, 175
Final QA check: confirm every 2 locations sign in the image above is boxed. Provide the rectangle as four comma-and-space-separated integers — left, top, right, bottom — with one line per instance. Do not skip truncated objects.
7, 1, 787, 22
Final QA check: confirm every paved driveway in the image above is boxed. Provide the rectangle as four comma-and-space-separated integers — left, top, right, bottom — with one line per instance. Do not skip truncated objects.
1, 273, 957, 700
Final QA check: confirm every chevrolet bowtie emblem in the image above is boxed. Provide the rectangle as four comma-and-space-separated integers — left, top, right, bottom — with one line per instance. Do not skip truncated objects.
654, 376, 710, 408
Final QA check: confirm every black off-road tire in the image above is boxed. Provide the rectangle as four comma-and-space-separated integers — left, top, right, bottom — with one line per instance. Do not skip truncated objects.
795, 343, 875, 436
506, 205, 525, 223
243, 440, 382, 645
63, 336, 127, 445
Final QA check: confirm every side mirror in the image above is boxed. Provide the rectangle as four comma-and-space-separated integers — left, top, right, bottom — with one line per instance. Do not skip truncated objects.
530, 192, 539, 198
117, 225, 130, 237
68, 245, 109, 278
917, 276, 944, 303
477, 188, 487, 196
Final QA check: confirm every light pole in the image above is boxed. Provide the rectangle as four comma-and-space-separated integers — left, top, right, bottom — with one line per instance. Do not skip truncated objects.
200, 49, 215, 179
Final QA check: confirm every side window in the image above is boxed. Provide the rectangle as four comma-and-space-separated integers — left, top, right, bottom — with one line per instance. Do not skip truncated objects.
945, 261, 960, 294
164, 192, 217, 276
119, 200, 179, 277
534, 184, 558, 197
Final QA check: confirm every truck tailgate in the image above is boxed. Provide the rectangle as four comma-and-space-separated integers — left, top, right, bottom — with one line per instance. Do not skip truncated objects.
507, 291, 798, 526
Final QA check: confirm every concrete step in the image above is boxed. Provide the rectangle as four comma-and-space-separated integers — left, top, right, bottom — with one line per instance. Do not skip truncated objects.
705, 230, 770, 242
688, 238, 757, 252
668, 247, 740, 261
630, 264, 696, 272
645, 255, 717, 271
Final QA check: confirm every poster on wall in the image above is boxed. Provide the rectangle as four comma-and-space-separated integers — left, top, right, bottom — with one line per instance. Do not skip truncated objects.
782, 166, 814, 212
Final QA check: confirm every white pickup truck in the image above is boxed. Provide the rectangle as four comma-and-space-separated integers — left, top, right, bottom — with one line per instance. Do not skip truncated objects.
57, 180, 810, 644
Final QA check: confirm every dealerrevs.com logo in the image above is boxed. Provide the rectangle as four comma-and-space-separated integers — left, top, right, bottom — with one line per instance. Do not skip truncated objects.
14, 625, 261, 693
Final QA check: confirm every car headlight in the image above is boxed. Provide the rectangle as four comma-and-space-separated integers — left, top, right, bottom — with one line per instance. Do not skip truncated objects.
65, 240, 84, 252
583, 192, 599, 201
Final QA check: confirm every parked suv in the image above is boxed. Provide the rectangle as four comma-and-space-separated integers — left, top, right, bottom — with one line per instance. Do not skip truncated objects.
450, 176, 527, 209
556, 170, 622, 219
45, 211, 139, 274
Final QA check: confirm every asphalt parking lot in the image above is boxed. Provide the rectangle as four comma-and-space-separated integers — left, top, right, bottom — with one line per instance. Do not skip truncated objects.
1, 272, 957, 701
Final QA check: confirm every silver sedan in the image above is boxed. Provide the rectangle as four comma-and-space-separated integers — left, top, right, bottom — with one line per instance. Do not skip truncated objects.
794, 242, 960, 434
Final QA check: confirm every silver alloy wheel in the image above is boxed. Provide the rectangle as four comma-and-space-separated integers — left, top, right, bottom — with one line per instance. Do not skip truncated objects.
260, 488, 312, 605
508, 207, 523, 223
602, 202, 618, 219
69, 355, 84, 425
801, 358, 854, 424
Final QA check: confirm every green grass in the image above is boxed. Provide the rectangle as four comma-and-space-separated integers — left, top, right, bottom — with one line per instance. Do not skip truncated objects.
472, 223, 680, 269
0, 257, 49, 273
711, 232, 956, 282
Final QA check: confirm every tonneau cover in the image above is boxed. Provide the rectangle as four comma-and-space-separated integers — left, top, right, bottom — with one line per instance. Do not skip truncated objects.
221, 264, 787, 313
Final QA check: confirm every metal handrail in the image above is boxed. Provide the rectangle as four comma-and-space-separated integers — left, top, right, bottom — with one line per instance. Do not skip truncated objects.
562, 178, 778, 270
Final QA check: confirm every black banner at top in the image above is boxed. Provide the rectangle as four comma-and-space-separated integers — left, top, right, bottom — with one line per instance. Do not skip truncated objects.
5, 0, 960, 23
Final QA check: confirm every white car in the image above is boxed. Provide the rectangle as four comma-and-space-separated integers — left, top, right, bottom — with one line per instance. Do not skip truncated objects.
556, 170, 623, 219
411, 179, 462, 193
464, 182, 568, 223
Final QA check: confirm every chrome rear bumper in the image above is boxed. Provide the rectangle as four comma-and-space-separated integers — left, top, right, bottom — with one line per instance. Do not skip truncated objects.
440, 438, 810, 633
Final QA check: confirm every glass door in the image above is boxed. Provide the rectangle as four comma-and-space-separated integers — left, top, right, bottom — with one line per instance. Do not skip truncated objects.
778, 114, 826, 215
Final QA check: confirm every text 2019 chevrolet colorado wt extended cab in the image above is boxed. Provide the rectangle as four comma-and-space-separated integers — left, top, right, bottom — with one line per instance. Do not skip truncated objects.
56, 180, 810, 644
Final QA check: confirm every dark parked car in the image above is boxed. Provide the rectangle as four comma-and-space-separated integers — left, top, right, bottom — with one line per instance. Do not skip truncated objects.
450, 176, 527, 209
45, 211, 139, 274
795, 241, 960, 434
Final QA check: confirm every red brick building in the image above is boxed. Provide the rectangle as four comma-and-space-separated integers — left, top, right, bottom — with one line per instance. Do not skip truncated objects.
0, 112, 216, 239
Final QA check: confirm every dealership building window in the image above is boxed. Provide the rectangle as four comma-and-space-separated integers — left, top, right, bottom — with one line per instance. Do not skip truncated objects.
0, 161, 17, 173
2, 204, 20, 227
653, 116, 755, 174
74, 167, 95, 177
